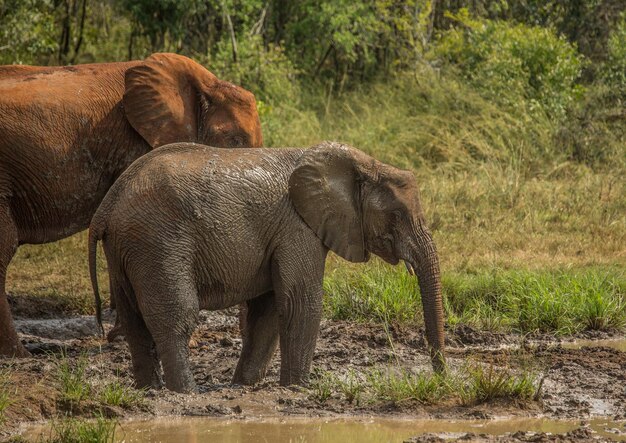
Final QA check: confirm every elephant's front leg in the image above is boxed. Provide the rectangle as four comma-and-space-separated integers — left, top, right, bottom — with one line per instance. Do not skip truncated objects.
0, 203, 29, 357
272, 248, 325, 386
232, 291, 279, 385
277, 285, 323, 386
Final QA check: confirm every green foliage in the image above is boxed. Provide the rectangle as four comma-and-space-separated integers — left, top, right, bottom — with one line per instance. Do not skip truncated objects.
98, 379, 145, 408
309, 369, 334, 403
0, 367, 13, 424
433, 12, 583, 119
444, 269, 626, 335
56, 352, 91, 406
601, 13, 626, 95
324, 259, 420, 324
121, 0, 195, 51
336, 370, 365, 405
367, 368, 451, 404
263, 69, 560, 170
324, 264, 626, 335
208, 35, 300, 106
0, 0, 57, 64
44, 417, 117, 443
460, 363, 538, 404
307, 364, 539, 406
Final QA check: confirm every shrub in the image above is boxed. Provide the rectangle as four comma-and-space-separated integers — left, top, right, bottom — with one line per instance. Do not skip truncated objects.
601, 13, 626, 95
432, 11, 583, 119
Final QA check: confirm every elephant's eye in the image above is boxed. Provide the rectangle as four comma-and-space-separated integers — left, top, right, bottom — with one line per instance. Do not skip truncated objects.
229, 135, 245, 147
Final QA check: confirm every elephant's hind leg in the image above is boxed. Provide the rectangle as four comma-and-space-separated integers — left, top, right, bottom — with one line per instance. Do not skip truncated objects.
141, 285, 199, 393
0, 202, 29, 357
232, 291, 279, 385
113, 279, 162, 389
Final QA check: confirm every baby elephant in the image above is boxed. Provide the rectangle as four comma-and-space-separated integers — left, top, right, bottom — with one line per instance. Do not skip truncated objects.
89, 141, 445, 393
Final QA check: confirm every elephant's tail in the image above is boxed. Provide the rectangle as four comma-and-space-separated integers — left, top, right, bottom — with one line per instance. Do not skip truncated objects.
88, 225, 105, 337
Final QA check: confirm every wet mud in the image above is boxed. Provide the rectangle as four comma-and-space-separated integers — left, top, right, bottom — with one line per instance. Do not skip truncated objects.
2, 309, 626, 441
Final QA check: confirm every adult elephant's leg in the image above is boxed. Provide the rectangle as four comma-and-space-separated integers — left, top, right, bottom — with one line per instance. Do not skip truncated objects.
113, 280, 162, 389
232, 291, 279, 385
142, 285, 198, 393
0, 203, 29, 357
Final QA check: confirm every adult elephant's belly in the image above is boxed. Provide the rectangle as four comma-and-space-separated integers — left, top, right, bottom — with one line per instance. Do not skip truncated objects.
10, 148, 113, 245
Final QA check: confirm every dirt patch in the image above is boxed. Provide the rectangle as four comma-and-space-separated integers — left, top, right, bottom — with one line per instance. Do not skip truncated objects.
405, 427, 621, 442
2, 311, 626, 441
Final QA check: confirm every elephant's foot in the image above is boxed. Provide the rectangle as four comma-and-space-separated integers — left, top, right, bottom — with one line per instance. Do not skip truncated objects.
232, 367, 264, 386
279, 371, 308, 387
164, 377, 197, 394
0, 338, 30, 358
134, 371, 164, 391
106, 322, 124, 342
0, 301, 30, 357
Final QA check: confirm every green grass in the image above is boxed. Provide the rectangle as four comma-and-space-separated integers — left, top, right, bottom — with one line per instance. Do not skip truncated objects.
56, 353, 91, 407
0, 367, 13, 425
367, 368, 452, 404
308, 362, 539, 406
43, 417, 117, 443
325, 263, 626, 335
445, 268, 626, 335
97, 379, 144, 408
459, 363, 539, 405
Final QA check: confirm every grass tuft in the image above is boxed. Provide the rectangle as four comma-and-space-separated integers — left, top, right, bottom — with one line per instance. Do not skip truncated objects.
56, 352, 91, 407
0, 367, 13, 425
98, 379, 144, 408
308, 369, 335, 403
367, 368, 451, 405
43, 416, 117, 443
460, 363, 539, 404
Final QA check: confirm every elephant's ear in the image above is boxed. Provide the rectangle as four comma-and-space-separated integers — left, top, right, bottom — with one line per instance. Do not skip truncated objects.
288, 142, 369, 263
123, 53, 216, 148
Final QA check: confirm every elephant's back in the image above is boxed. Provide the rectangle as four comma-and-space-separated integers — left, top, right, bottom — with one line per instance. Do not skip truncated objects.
0, 61, 138, 107
96, 143, 305, 232
122, 142, 305, 187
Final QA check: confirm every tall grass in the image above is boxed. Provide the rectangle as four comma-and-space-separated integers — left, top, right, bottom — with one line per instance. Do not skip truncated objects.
325, 263, 626, 335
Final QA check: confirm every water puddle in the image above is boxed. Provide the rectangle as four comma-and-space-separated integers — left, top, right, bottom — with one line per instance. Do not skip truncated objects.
23, 417, 626, 442
561, 338, 626, 352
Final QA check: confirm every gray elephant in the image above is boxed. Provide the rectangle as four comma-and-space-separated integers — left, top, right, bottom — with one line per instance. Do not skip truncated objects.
89, 141, 445, 392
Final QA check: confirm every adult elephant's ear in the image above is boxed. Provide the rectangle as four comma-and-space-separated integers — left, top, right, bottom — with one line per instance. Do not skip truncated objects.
123, 53, 216, 148
288, 142, 370, 263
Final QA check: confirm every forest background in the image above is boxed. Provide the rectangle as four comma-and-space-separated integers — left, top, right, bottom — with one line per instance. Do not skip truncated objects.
1, 0, 625, 333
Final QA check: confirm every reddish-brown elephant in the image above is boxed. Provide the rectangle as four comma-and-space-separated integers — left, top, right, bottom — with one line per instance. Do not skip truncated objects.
0, 53, 263, 357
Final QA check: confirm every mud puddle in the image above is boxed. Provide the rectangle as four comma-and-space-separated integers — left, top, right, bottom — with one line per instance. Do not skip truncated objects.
3, 313, 626, 440
22, 417, 626, 442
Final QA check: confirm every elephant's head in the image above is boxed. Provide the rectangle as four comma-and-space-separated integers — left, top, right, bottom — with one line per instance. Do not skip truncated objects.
123, 53, 263, 149
288, 142, 445, 372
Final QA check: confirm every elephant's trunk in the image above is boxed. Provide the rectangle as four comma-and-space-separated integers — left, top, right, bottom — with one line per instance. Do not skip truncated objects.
409, 227, 446, 373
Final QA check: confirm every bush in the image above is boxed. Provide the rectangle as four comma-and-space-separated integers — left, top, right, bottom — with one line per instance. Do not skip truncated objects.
600, 12, 626, 96
432, 11, 583, 119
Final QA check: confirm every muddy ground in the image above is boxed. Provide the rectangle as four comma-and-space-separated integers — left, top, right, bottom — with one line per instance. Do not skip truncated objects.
2, 304, 626, 441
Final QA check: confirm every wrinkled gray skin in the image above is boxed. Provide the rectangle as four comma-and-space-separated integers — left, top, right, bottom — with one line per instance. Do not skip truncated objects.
89, 141, 445, 393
